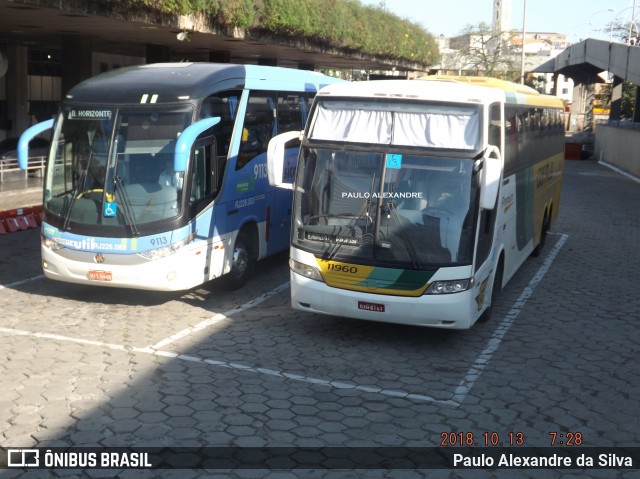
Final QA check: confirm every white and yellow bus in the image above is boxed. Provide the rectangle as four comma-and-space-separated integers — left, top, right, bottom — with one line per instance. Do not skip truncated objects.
267, 77, 564, 329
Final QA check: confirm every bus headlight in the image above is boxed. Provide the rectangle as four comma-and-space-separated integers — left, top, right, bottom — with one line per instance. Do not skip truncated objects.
138, 237, 189, 260
425, 279, 472, 295
289, 259, 324, 282
42, 236, 64, 251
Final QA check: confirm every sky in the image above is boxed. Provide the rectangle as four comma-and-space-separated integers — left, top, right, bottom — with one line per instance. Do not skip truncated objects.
359, 0, 638, 42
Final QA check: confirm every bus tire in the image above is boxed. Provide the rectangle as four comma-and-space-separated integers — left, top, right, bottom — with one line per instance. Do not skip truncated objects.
225, 230, 255, 289
478, 258, 503, 323
531, 211, 549, 257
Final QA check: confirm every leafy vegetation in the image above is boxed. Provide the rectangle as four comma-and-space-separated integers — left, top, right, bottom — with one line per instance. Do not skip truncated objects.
112, 0, 438, 65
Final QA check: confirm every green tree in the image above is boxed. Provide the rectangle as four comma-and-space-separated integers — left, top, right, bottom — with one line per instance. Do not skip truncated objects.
448, 23, 517, 79
621, 81, 638, 120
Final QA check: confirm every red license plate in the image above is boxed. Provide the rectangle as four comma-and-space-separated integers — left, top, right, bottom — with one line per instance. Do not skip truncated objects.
358, 301, 385, 312
88, 270, 113, 281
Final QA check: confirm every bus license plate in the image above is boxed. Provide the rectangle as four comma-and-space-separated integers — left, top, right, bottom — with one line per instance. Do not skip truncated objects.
358, 301, 385, 312
88, 270, 113, 281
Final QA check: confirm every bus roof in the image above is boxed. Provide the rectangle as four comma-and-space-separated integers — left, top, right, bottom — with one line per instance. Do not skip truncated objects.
316, 79, 505, 105
65, 63, 342, 104
420, 75, 565, 109
316, 77, 564, 109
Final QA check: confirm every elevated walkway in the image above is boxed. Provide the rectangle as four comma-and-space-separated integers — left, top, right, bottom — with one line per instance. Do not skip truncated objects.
536, 38, 640, 86
536, 39, 640, 179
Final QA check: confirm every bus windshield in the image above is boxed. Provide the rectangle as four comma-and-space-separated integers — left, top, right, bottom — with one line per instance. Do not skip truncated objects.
45, 105, 193, 230
293, 146, 479, 268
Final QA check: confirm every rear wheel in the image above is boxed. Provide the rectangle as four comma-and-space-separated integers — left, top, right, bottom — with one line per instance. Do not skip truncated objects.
531, 212, 549, 257
225, 230, 255, 289
478, 259, 503, 323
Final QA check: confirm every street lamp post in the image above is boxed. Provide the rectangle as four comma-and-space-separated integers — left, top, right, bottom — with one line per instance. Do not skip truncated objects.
583, 8, 615, 40
520, 0, 526, 85
630, 0, 637, 42
610, 5, 639, 42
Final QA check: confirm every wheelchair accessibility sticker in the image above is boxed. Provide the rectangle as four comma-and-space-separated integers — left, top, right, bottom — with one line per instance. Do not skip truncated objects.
386, 154, 402, 169
103, 202, 117, 217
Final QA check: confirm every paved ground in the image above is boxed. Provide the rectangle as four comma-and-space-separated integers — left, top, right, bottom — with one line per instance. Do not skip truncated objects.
0, 159, 638, 478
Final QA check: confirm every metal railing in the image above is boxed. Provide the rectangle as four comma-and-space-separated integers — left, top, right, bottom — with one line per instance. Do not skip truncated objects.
596, 119, 640, 130
0, 156, 46, 182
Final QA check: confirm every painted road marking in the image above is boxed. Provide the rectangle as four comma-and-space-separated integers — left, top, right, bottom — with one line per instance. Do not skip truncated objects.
0, 235, 568, 405
0, 274, 45, 290
148, 282, 290, 351
451, 233, 569, 404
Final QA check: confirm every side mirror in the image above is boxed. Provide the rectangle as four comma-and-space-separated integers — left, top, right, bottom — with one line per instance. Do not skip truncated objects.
174, 117, 221, 172
479, 145, 502, 210
18, 119, 54, 169
266, 130, 301, 190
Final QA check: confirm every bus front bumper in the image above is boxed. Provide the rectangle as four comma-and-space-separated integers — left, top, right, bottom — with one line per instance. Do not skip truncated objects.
41, 241, 227, 292
290, 272, 479, 330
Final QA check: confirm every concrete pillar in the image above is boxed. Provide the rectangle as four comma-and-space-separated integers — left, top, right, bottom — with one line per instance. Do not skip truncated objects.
298, 63, 315, 71
584, 80, 595, 133
61, 35, 93, 97
258, 58, 278, 66
209, 51, 231, 63
146, 44, 171, 64
609, 76, 623, 122
5, 45, 29, 136
552, 73, 559, 96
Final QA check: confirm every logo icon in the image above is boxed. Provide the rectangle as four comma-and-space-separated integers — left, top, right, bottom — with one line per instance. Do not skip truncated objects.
7, 449, 39, 467
94, 253, 105, 264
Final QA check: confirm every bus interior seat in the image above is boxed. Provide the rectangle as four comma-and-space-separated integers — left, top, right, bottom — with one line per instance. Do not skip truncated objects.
423, 176, 466, 260
70, 198, 101, 224
120, 183, 178, 222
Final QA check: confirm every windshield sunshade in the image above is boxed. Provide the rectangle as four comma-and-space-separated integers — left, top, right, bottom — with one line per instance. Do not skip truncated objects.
309, 100, 481, 149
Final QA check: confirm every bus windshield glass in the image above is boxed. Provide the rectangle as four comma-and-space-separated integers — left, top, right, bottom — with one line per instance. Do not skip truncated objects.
293, 146, 479, 268
45, 106, 193, 229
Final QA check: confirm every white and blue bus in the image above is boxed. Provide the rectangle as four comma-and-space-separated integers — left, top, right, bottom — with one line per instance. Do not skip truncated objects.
18, 63, 342, 291
267, 77, 564, 329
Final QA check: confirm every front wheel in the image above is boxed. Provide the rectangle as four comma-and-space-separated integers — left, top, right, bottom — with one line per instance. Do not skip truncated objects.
478, 261, 503, 323
225, 231, 255, 289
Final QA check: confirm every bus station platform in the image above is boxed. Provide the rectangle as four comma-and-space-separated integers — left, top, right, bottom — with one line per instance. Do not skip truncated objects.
0, 177, 42, 211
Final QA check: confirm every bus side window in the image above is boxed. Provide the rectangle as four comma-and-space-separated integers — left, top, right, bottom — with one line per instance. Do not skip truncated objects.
489, 103, 501, 148
237, 92, 276, 170
190, 137, 220, 212
277, 93, 306, 132
200, 91, 240, 158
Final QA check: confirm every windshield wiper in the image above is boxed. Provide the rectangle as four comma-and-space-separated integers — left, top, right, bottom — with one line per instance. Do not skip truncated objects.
113, 176, 140, 236
380, 200, 421, 269
61, 169, 88, 231
325, 172, 377, 260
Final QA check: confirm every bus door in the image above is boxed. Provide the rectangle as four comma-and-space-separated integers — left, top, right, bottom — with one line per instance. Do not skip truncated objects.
233, 91, 279, 254
271, 92, 309, 252
474, 103, 502, 315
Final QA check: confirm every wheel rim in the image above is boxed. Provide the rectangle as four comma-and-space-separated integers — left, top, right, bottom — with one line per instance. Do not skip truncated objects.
231, 241, 249, 279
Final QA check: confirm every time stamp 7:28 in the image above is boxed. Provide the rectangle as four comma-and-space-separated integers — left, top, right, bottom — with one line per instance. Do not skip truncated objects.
440, 432, 583, 447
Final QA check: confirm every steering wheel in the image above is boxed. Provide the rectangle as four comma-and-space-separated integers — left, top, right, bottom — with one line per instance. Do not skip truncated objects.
76, 188, 104, 199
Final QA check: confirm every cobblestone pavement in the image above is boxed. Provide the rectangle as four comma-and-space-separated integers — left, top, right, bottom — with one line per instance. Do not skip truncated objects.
0, 159, 638, 479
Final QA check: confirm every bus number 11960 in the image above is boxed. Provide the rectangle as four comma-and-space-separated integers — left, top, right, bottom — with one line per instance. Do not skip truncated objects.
327, 264, 358, 274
